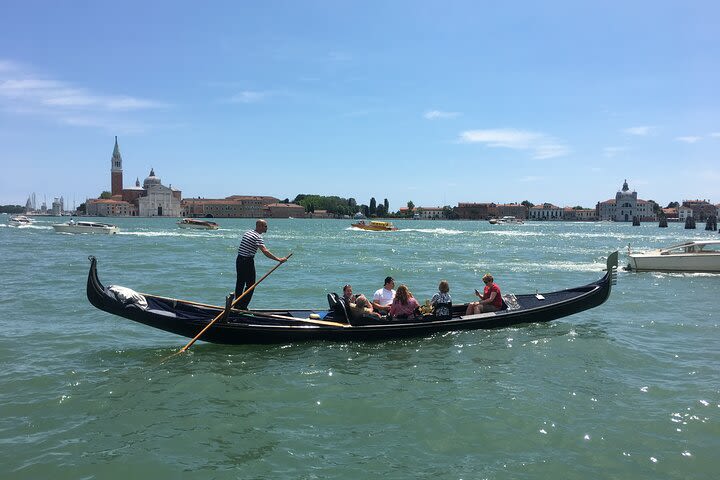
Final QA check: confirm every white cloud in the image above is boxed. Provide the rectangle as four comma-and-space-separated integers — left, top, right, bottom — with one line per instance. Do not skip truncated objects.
59, 115, 150, 134
0, 59, 167, 129
0, 60, 19, 72
533, 143, 570, 160
623, 126, 656, 136
519, 175, 544, 182
424, 110, 460, 120
675, 136, 701, 143
603, 146, 627, 158
459, 128, 570, 159
710, 132, 720, 138
229, 90, 270, 103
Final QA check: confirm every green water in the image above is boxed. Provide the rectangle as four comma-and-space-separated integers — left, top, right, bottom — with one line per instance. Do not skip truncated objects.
1, 217, 717, 479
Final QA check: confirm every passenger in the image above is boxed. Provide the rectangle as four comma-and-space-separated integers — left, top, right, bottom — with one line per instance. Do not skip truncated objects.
465, 273, 502, 315
355, 295, 381, 318
372, 276, 396, 314
342, 284, 358, 305
430, 280, 451, 306
389, 284, 420, 319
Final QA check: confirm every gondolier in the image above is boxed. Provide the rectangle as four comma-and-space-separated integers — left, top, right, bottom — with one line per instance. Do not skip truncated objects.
235, 219, 287, 309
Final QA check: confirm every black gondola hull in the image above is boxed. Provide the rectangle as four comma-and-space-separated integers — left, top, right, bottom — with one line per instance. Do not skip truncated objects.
86, 253, 618, 344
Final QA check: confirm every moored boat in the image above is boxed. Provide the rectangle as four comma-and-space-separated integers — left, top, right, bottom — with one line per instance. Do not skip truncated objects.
86, 252, 618, 345
53, 220, 119, 234
626, 240, 720, 273
351, 220, 398, 231
177, 218, 220, 230
9, 215, 33, 227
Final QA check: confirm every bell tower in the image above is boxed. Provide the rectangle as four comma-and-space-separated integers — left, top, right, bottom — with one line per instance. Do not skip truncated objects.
110, 136, 123, 196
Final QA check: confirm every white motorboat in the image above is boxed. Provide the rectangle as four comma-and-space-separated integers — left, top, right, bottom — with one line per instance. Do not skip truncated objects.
9, 215, 33, 227
177, 218, 219, 230
627, 240, 720, 273
490, 216, 524, 225
52, 220, 119, 234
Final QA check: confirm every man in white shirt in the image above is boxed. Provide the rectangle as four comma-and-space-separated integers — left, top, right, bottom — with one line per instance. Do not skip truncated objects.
372, 276, 396, 313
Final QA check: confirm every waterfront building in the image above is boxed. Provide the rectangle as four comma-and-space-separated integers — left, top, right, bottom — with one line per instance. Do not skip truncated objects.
86, 198, 135, 217
86, 137, 182, 217
180, 196, 280, 218
308, 209, 331, 219
496, 203, 528, 219
455, 203, 497, 220
661, 208, 679, 221
529, 203, 563, 220
403, 206, 446, 219
596, 180, 657, 222
678, 206, 694, 222
137, 169, 182, 217
562, 207, 597, 221
268, 203, 306, 218
51, 197, 64, 216
682, 199, 717, 221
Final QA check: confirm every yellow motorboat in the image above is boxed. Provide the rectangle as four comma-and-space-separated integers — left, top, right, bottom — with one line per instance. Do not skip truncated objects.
351, 220, 398, 231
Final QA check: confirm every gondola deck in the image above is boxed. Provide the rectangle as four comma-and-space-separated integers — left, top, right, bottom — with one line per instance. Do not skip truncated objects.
86, 252, 618, 344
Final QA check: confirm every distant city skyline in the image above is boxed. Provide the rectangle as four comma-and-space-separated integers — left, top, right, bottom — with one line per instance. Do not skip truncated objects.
1, 1, 719, 208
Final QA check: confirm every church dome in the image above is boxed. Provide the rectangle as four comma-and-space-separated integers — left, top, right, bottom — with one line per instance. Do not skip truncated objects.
143, 168, 162, 188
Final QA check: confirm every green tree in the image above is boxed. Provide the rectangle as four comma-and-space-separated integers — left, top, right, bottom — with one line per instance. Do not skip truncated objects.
77, 202, 86, 214
647, 200, 660, 214
0, 205, 24, 214
369, 197, 377, 215
521, 200, 534, 208
406, 201, 415, 216
376, 204, 385, 217
293, 194, 358, 216
442, 205, 457, 220
384, 198, 389, 213
99, 191, 112, 199
665, 201, 679, 209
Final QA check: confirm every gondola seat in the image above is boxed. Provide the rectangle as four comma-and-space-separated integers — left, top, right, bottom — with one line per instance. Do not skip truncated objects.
327, 293, 349, 323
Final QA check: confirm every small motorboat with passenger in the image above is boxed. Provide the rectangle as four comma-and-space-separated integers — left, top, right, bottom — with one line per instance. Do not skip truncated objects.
626, 240, 720, 273
177, 218, 220, 230
85, 252, 618, 345
351, 220, 398, 231
53, 220, 119, 234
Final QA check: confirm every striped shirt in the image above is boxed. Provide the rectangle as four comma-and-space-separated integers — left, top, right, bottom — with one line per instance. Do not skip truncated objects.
237, 230, 264, 257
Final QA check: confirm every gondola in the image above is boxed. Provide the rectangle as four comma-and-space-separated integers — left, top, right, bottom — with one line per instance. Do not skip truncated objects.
86, 252, 618, 345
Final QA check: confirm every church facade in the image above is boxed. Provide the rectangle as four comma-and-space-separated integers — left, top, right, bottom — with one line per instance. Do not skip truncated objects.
86, 137, 181, 217
596, 180, 657, 222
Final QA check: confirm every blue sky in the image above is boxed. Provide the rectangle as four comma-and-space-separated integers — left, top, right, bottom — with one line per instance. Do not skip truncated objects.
1, 0, 718, 210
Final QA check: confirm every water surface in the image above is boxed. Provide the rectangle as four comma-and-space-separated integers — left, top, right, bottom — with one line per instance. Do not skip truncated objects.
1, 218, 717, 479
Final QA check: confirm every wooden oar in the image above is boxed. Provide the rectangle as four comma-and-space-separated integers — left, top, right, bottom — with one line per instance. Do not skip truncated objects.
178, 253, 292, 353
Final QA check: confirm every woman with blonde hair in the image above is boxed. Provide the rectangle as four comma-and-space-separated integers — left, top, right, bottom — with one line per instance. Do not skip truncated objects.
389, 284, 420, 318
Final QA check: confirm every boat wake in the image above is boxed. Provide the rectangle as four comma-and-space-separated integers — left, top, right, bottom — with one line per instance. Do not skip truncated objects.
118, 230, 230, 238
397, 228, 464, 235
